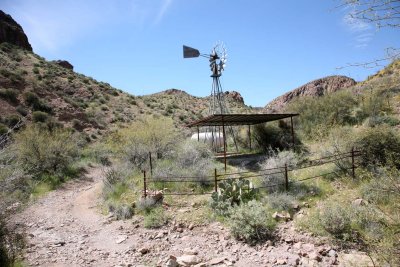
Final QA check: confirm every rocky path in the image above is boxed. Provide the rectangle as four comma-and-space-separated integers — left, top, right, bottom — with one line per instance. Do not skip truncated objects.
11, 166, 374, 267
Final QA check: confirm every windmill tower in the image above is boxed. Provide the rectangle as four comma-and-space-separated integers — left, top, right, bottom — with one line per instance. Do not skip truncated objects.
183, 43, 238, 152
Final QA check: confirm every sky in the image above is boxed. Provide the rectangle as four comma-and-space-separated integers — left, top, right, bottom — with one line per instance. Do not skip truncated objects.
1, 0, 399, 107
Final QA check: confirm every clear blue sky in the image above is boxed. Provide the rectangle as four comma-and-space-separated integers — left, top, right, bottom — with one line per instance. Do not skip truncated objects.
1, 0, 398, 107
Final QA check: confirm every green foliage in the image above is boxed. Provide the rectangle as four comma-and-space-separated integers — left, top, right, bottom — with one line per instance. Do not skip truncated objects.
0, 123, 8, 135
15, 106, 27, 116
264, 193, 296, 212
110, 116, 180, 169
319, 202, 352, 240
0, 89, 19, 104
260, 150, 300, 192
144, 207, 168, 229
0, 218, 24, 267
228, 200, 276, 244
12, 125, 80, 176
23, 92, 52, 113
136, 197, 158, 213
354, 126, 400, 167
211, 178, 256, 210
32, 111, 49, 123
252, 121, 302, 151
4, 115, 21, 128
287, 91, 358, 139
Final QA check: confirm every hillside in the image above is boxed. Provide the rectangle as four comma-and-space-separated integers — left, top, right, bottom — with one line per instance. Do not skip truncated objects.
264, 76, 356, 113
0, 43, 252, 139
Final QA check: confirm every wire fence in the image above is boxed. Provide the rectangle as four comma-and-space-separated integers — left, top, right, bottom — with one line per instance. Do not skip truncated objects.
142, 148, 361, 197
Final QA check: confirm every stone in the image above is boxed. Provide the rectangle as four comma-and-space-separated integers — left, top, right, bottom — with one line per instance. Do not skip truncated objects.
166, 258, 178, 267
276, 258, 287, 265
208, 257, 226, 265
52, 60, 74, 70
139, 247, 150, 255
309, 252, 322, 262
328, 249, 337, 258
188, 223, 194, 230
352, 198, 368, 206
176, 255, 201, 266
183, 248, 198, 255
115, 235, 127, 244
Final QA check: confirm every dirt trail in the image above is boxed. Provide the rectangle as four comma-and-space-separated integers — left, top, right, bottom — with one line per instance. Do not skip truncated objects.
11, 166, 373, 267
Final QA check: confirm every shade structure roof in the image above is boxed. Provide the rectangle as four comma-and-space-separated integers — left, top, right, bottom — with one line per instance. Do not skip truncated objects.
186, 113, 299, 127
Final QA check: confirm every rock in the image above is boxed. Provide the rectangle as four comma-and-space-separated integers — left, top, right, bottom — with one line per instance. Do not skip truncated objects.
264, 75, 356, 112
224, 91, 244, 104
208, 257, 226, 265
165, 257, 178, 267
309, 252, 322, 262
188, 223, 194, 230
272, 211, 291, 221
0, 11, 32, 51
115, 235, 127, 244
139, 247, 150, 255
176, 255, 201, 266
52, 60, 74, 70
183, 248, 198, 255
276, 258, 287, 265
328, 249, 337, 258
352, 198, 368, 206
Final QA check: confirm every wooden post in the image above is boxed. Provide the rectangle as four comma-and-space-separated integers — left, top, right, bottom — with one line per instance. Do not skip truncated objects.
197, 127, 200, 141
248, 125, 252, 151
149, 152, 153, 176
290, 116, 295, 150
143, 170, 147, 198
284, 164, 289, 191
214, 168, 218, 192
222, 115, 227, 173
351, 147, 355, 178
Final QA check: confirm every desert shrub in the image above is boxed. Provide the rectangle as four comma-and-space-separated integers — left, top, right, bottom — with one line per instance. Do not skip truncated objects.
153, 140, 215, 185
0, 89, 18, 104
260, 150, 300, 192
32, 111, 48, 123
264, 193, 296, 212
144, 207, 168, 229
85, 142, 112, 166
287, 91, 358, 139
23, 92, 52, 113
318, 202, 352, 240
353, 126, 400, 168
107, 203, 134, 220
136, 197, 158, 213
252, 121, 302, 152
11, 125, 80, 176
4, 115, 21, 128
0, 124, 8, 135
110, 116, 181, 169
102, 165, 133, 200
228, 200, 276, 244
211, 178, 256, 207
0, 218, 24, 267
15, 106, 27, 116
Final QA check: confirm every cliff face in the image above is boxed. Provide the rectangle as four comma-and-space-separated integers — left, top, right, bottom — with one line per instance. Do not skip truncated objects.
0, 10, 32, 51
264, 75, 356, 113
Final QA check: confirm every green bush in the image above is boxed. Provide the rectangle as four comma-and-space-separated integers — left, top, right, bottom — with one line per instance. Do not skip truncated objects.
228, 200, 276, 244
24, 92, 52, 113
354, 126, 400, 168
0, 218, 24, 266
5, 115, 21, 128
12, 125, 80, 176
15, 106, 27, 116
144, 207, 168, 229
0, 123, 8, 135
32, 111, 48, 123
211, 178, 256, 207
318, 202, 352, 240
260, 150, 300, 192
0, 89, 19, 104
107, 203, 134, 220
264, 193, 296, 212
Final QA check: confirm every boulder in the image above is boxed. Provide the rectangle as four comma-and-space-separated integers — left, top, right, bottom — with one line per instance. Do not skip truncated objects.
0, 10, 32, 51
176, 255, 201, 266
53, 60, 74, 70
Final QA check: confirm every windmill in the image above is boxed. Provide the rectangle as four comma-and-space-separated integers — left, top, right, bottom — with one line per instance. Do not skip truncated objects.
183, 43, 229, 115
183, 43, 238, 152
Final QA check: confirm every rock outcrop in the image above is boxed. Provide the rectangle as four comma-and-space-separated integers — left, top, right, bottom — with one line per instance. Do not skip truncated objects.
52, 60, 74, 70
265, 75, 356, 113
0, 10, 32, 51
225, 90, 244, 104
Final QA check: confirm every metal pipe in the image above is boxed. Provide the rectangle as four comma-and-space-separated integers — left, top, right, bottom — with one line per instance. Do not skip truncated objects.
222, 115, 227, 172
290, 116, 295, 150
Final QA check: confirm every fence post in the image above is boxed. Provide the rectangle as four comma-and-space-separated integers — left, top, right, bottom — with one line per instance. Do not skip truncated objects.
351, 147, 355, 179
284, 164, 289, 191
143, 170, 147, 198
214, 168, 218, 192
149, 152, 153, 176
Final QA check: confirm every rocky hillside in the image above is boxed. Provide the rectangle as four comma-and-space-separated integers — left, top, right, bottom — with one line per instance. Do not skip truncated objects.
0, 11, 251, 140
264, 75, 356, 113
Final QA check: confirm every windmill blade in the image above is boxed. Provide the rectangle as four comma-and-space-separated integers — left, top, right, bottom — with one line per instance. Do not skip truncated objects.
183, 45, 200, 58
